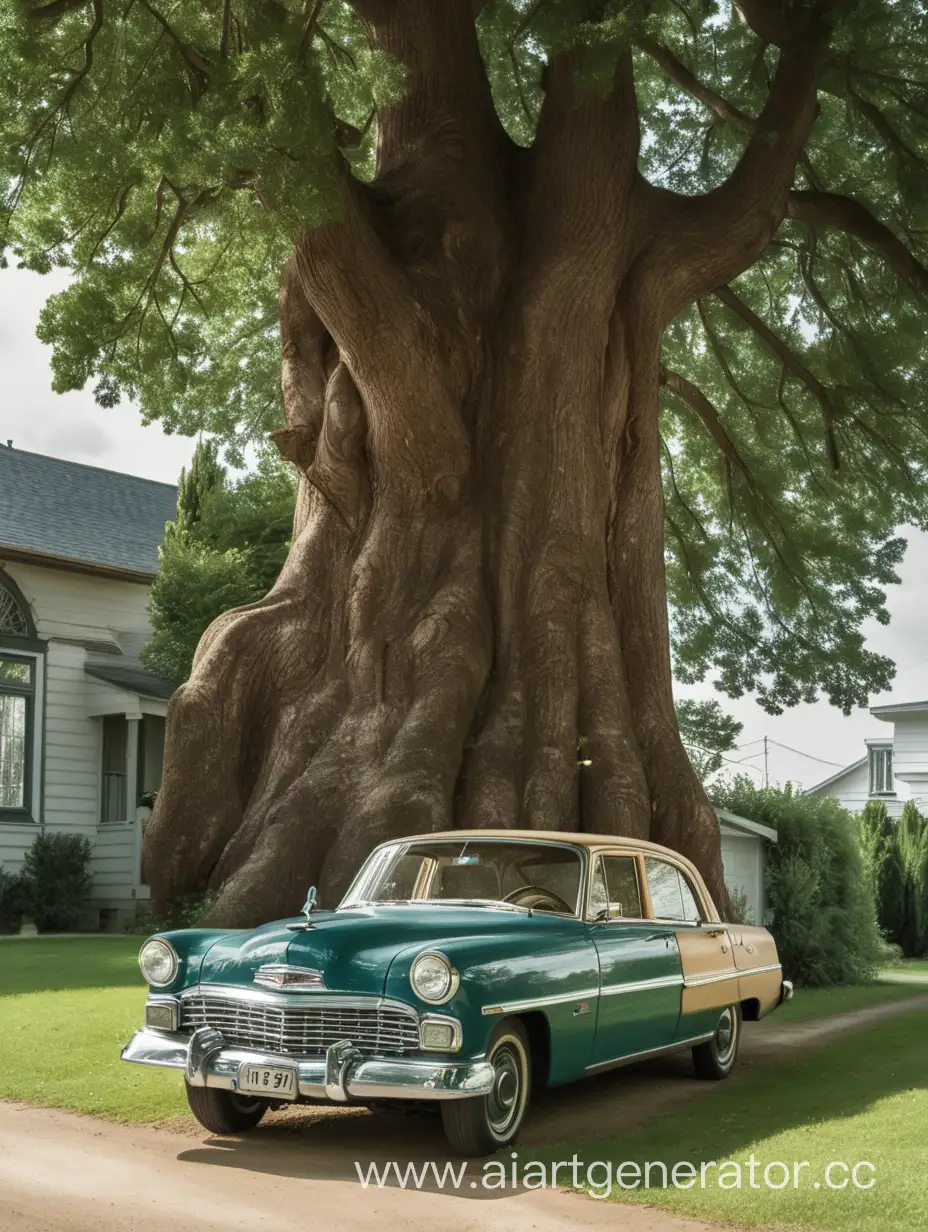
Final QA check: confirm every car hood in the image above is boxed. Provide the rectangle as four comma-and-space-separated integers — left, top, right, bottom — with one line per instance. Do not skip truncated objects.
195, 904, 577, 996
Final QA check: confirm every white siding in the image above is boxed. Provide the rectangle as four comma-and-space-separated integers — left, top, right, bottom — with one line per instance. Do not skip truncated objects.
806, 757, 906, 819
0, 560, 157, 908
887, 714, 928, 806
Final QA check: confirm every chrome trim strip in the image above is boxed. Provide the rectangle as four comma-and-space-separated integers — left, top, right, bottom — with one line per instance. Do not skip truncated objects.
585, 1032, 714, 1076
120, 1029, 495, 1102
481, 987, 600, 1016
684, 962, 781, 988
599, 974, 683, 997
179, 983, 419, 1018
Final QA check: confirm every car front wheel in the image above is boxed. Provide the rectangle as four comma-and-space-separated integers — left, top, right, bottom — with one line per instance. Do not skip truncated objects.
692, 1003, 742, 1080
440, 1018, 531, 1156
185, 1082, 269, 1134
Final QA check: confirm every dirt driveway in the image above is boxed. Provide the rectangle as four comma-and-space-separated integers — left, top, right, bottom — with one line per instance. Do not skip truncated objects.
4, 996, 926, 1232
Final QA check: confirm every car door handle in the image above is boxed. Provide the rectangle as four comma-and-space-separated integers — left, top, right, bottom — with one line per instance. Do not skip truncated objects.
704, 928, 725, 937
645, 933, 673, 946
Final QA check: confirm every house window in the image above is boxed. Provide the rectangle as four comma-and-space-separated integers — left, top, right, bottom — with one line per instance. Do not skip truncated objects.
101, 715, 128, 823
0, 574, 42, 817
101, 714, 166, 821
0, 654, 34, 811
869, 746, 894, 796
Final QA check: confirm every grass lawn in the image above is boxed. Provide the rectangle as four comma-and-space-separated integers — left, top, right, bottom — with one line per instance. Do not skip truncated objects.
774, 964, 928, 1024
532, 1011, 928, 1232
1, 938, 926, 1133
0, 937, 186, 1122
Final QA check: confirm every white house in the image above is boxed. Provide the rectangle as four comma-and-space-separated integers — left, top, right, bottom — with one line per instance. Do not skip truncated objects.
805, 698, 928, 819
0, 444, 176, 927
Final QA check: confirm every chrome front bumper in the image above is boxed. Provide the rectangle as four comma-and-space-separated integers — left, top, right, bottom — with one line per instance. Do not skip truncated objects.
121, 1027, 495, 1103
779, 979, 794, 1004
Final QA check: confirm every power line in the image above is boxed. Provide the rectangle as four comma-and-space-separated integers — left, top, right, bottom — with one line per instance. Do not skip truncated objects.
681, 743, 766, 776
765, 739, 843, 768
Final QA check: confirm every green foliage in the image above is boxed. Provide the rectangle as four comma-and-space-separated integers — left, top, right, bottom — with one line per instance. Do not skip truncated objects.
0, 867, 28, 934
170, 438, 225, 542
711, 777, 887, 985
862, 799, 928, 957
2, 0, 928, 706
16, 832, 94, 932
142, 449, 295, 683
859, 799, 907, 944
725, 884, 750, 925
128, 888, 219, 935
896, 801, 928, 957
675, 697, 743, 781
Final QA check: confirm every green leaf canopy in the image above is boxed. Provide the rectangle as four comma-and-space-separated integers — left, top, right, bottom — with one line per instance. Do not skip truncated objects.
3, 0, 928, 715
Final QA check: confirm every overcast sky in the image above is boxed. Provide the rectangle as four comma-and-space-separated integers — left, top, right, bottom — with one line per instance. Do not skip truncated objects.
4, 267, 928, 790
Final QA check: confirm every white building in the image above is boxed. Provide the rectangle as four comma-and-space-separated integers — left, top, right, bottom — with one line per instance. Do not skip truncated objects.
0, 445, 176, 927
805, 699, 928, 819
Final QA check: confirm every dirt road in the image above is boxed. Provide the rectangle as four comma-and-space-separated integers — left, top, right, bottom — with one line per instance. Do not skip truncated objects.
2, 1101, 722, 1232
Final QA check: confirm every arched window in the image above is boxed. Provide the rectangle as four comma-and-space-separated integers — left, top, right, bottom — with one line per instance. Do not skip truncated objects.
0, 580, 30, 640
0, 573, 41, 816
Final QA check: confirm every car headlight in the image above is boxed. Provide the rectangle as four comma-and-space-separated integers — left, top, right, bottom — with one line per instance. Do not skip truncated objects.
410, 951, 459, 1005
138, 938, 179, 988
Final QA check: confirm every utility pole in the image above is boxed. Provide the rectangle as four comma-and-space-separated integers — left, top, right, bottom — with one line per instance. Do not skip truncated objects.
764, 735, 769, 788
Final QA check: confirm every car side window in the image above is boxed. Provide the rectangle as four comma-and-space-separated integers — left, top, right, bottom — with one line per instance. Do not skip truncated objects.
644, 857, 685, 920
588, 859, 609, 919
678, 872, 703, 923
589, 855, 642, 920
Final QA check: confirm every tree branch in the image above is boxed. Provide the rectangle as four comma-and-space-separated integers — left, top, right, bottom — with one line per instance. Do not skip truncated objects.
353, 0, 500, 175
732, 0, 791, 47
788, 189, 928, 295
713, 283, 841, 467
637, 38, 752, 132
31, 0, 89, 19
661, 366, 759, 495
530, 43, 641, 282
645, 7, 834, 315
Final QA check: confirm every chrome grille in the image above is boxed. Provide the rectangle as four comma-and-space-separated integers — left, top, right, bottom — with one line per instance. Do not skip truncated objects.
179, 991, 420, 1057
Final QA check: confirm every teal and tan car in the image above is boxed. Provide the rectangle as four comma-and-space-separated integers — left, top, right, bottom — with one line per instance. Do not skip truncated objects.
122, 830, 792, 1155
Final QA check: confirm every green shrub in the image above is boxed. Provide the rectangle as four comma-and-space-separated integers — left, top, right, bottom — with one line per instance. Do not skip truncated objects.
710, 778, 887, 986
726, 886, 751, 925
18, 832, 94, 932
0, 868, 28, 934
860, 799, 928, 958
127, 889, 219, 936
896, 801, 928, 957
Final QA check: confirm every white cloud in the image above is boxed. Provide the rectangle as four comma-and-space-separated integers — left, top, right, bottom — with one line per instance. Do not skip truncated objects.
0, 268, 194, 484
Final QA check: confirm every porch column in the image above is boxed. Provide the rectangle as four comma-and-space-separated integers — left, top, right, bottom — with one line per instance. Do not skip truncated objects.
126, 716, 141, 884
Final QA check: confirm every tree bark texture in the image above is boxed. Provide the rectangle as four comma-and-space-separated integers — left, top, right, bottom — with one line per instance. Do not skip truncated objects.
144, 0, 831, 925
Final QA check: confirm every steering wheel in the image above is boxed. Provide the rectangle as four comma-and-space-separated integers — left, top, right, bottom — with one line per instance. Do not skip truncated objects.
502, 885, 574, 914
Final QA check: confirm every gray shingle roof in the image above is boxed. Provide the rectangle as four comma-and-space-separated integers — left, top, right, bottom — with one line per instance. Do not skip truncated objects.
84, 662, 174, 699
0, 445, 177, 576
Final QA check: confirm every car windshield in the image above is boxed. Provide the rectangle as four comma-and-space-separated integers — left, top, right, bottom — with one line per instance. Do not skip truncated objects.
341, 840, 583, 916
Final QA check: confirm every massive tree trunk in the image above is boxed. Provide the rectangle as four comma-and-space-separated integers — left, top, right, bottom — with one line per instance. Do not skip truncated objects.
144, 0, 829, 926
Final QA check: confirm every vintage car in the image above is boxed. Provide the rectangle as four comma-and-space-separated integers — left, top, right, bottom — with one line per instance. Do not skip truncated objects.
122, 830, 792, 1155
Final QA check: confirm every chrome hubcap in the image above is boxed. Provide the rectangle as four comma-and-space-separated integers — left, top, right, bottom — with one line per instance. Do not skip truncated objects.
487, 1043, 523, 1134
715, 1008, 736, 1063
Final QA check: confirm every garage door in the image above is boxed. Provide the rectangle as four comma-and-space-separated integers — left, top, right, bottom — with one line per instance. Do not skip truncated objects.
720, 833, 761, 924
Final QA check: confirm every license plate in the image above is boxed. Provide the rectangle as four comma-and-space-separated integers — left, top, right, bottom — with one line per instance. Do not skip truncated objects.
238, 1063, 298, 1099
